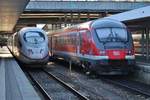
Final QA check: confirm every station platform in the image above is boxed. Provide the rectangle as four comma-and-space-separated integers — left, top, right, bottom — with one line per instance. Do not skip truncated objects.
0, 47, 41, 100
0, 47, 12, 58
136, 61, 150, 73
135, 55, 150, 72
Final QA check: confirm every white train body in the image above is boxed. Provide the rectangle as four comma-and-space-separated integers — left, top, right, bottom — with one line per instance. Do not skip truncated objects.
8, 27, 49, 65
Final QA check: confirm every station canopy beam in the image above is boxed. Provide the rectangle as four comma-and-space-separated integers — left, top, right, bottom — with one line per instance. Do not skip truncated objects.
105, 6, 150, 27
0, 0, 30, 32
106, 6, 150, 62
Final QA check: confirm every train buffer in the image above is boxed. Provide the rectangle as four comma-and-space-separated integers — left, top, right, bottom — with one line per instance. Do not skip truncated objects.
0, 47, 41, 100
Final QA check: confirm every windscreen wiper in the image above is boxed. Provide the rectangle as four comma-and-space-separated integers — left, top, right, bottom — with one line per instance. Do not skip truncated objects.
114, 32, 125, 43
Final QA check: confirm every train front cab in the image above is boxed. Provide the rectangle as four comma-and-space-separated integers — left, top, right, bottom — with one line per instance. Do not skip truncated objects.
19, 30, 49, 65
88, 20, 135, 75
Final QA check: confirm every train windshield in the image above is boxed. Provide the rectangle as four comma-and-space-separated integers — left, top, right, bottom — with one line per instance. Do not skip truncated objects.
24, 31, 45, 44
96, 28, 128, 42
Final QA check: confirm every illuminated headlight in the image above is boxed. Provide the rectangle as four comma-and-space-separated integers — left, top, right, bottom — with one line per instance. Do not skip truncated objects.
100, 50, 106, 56
126, 49, 134, 55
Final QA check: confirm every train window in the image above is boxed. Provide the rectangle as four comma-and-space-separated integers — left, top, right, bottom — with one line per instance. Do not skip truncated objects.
24, 31, 45, 44
96, 28, 111, 42
96, 28, 128, 42
70, 34, 76, 45
79, 33, 82, 46
112, 28, 128, 41
86, 31, 91, 40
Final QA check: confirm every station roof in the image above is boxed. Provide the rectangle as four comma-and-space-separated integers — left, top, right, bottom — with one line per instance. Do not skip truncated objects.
0, 0, 29, 32
105, 6, 150, 27
25, 1, 150, 13
16, 0, 150, 29
2, 0, 148, 32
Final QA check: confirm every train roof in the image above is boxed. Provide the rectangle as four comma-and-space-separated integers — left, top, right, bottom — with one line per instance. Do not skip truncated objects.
18, 27, 45, 35
77, 18, 126, 29
75, 18, 126, 29
91, 18, 126, 29
48, 18, 127, 35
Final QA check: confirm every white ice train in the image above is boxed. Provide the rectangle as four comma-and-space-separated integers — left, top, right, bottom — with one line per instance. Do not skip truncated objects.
8, 27, 49, 65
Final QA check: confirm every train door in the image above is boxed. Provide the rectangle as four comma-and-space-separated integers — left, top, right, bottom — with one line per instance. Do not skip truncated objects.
48, 35, 53, 56
86, 30, 92, 55
76, 32, 80, 55
52, 36, 57, 56
79, 30, 84, 55
79, 30, 91, 55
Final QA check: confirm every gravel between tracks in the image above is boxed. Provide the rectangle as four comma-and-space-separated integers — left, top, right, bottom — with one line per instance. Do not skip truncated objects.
45, 62, 149, 100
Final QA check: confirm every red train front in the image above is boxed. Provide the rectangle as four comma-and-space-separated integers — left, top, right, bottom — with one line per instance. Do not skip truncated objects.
48, 18, 135, 75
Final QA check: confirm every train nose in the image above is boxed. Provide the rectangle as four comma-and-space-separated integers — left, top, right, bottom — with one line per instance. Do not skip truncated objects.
28, 48, 47, 59
40, 49, 44, 53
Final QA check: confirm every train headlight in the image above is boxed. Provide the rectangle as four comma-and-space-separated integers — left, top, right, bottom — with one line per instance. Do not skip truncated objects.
40, 49, 43, 53
126, 49, 134, 55
100, 50, 106, 56
28, 49, 33, 55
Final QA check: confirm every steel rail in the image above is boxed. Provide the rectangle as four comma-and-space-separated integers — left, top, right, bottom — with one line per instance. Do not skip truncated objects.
100, 77, 150, 97
27, 71, 53, 100
42, 69, 89, 100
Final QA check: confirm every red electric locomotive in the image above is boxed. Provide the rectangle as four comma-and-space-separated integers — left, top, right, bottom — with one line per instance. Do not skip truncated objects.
48, 18, 135, 75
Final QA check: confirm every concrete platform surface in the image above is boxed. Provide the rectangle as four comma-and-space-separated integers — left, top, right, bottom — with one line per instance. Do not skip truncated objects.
133, 62, 150, 85
0, 47, 41, 100
0, 46, 12, 58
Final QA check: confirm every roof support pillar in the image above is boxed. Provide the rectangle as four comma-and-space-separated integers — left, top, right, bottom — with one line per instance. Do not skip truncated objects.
101, 12, 107, 17
145, 28, 149, 62
64, 14, 67, 27
78, 13, 81, 23
141, 29, 145, 57
70, 13, 73, 25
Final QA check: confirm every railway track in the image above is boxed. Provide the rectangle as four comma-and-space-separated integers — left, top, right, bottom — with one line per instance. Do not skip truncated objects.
27, 69, 89, 100
24, 61, 150, 100
53, 60, 150, 99
43, 68, 107, 100
100, 76, 150, 97
56, 59, 150, 97
42, 69, 89, 100
27, 71, 52, 100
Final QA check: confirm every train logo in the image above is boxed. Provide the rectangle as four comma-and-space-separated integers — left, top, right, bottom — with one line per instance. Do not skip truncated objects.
113, 51, 120, 56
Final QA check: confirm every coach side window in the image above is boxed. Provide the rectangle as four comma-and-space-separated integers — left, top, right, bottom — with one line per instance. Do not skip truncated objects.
70, 33, 76, 45
79, 33, 82, 46
87, 31, 91, 40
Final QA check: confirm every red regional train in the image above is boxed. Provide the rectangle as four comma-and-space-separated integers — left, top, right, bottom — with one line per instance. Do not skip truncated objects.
48, 18, 135, 75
